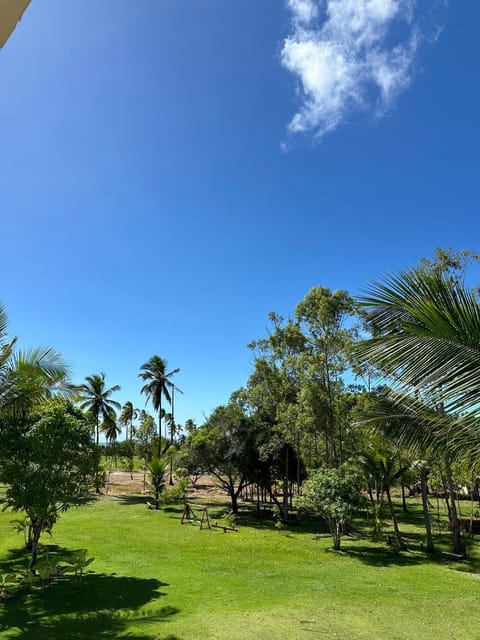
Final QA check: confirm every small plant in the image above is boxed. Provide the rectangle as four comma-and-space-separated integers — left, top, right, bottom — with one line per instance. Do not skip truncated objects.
161, 477, 187, 504
123, 455, 136, 480
61, 549, 95, 586
31, 557, 58, 590
0, 573, 19, 602
147, 457, 166, 509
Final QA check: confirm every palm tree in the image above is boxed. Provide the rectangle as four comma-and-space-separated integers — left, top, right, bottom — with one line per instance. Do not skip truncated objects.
147, 456, 166, 509
0, 302, 71, 418
355, 269, 478, 554
119, 401, 137, 442
356, 269, 480, 430
77, 373, 121, 446
358, 448, 408, 550
357, 391, 453, 554
139, 356, 180, 457
101, 412, 121, 468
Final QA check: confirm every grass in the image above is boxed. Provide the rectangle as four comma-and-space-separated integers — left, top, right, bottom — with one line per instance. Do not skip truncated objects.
1, 494, 480, 639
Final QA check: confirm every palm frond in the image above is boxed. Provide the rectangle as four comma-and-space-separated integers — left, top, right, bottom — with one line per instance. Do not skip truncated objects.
356, 271, 480, 417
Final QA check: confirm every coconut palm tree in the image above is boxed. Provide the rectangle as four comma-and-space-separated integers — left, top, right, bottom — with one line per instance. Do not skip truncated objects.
0, 302, 71, 419
355, 269, 478, 555
357, 392, 438, 552
358, 448, 408, 550
356, 269, 480, 430
139, 356, 180, 457
101, 411, 121, 468
77, 373, 121, 446
119, 401, 137, 442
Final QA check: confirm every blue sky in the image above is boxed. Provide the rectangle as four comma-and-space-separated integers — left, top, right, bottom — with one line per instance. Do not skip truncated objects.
1, 0, 479, 431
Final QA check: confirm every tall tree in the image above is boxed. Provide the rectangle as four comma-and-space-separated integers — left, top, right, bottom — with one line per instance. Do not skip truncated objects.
355, 264, 480, 554
77, 373, 121, 446
189, 402, 257, 514
102, 412, 121, 468
119, 400, 137, 441
294, 286, 357, 466
139, 356, 180, 457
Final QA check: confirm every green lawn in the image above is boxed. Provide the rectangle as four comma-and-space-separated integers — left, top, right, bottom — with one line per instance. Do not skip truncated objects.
0, 495, 479, 639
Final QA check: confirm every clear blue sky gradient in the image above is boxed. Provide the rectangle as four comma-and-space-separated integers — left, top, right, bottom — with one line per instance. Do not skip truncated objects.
1, 1, 479, 431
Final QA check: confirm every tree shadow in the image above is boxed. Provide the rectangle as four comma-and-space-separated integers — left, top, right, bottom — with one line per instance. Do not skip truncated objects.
0, 572, 179, 640
234, 510, 329, 535
1, 608, 182, 639
70, 494, 99, 507
0, 545, 43, 574
161, 506, 183, 514
112, 494, 149, 506
344, 544, 434, 567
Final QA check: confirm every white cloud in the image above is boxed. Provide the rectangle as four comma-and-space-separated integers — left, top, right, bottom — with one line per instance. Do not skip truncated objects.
288, 0, 319, 25
281, 0, 440, 140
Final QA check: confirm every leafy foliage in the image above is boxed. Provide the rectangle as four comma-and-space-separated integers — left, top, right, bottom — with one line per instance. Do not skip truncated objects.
0, 398, 98, 566
302, 465, 364, 550
139, 355, 180, 456
147, 457, 167, 509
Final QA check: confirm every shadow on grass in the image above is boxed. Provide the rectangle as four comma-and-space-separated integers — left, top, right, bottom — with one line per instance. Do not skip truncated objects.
0, 571, 178, 640
344, 544, 429, 567
112, 494, 149, 506
341, 541, 478, 567
234, 510, 330, 536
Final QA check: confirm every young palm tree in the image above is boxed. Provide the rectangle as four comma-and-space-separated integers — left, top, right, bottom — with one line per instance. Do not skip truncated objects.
77, 373, 121, 446
147, 456, 166, 509
139, 356, 180, 457
358, 449, 408, 550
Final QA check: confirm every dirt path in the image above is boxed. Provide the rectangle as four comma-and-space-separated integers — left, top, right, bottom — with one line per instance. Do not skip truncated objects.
104, 471, 228, 501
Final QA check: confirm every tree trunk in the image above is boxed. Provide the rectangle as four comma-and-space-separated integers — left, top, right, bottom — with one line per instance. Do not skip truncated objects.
29, 523, 43, 569
401, 483, 408, 512
230, 489, 238, 514
282, 447, 289, 521
420, 466, 435, 553
158, 401, 162, 458
444, 454, 465, 556
95, 415, 101, 493
385, 486, 407, 550
331, 520, 342, 550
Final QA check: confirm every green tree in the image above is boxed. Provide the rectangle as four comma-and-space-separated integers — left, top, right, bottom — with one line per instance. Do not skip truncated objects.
139, 356, 180, 457
119, 401, 138, 442
294, 286, 357, 466
358, 449, 408, 550
102, 412, 121, 468
77, 373, 121, 446
135, 410, 158, 461
302, 465, 364, 551
189, 402, 257, 513
0, 398, 97, 567
247, 316, 305, 519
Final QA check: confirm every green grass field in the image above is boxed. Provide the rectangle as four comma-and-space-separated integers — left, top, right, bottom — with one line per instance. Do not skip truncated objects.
1, 494, 479, 640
